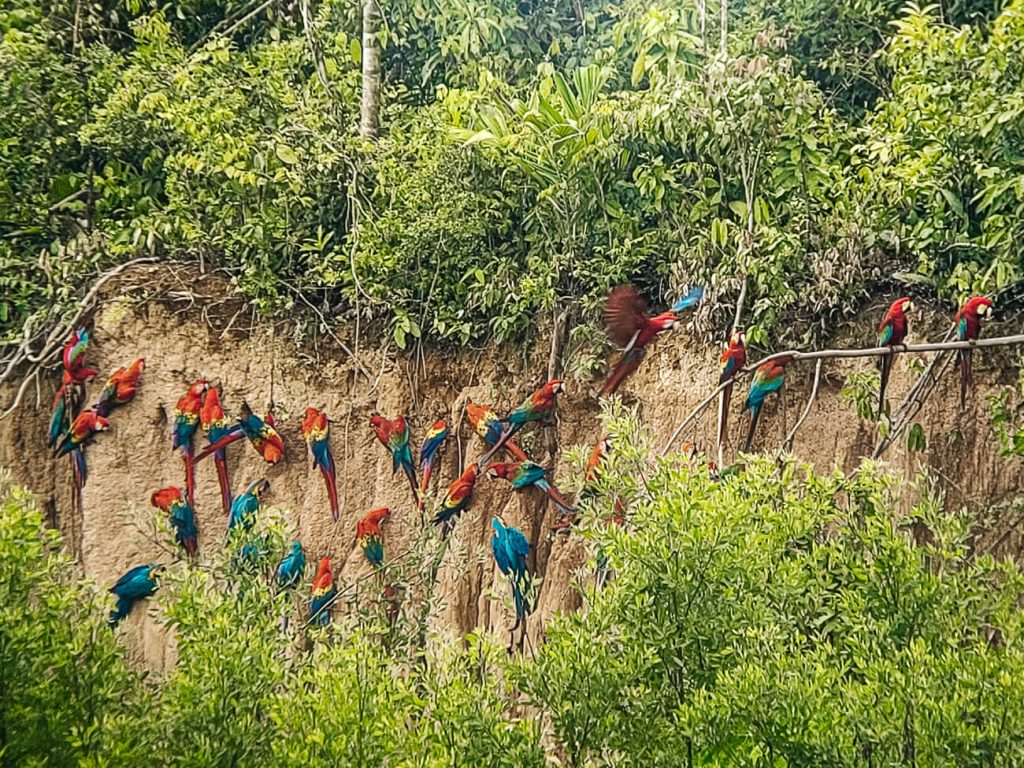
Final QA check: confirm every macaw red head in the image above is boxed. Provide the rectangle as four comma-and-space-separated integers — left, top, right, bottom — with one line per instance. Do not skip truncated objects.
188, 380, 210, 398
150, 486, 183, 510
651, 311, 678, 332
544, 379, 565, 396
485, 462, 515, 480
369, 414, 389, 442
367, 506, 391, 524
962, 296, 994, 319
729, 329, 745, 347
314, 556, 332, 579
94, 415, 111, 432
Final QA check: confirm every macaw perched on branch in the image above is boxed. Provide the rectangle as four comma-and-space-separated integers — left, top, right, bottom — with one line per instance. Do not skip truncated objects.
63, 327, 99, 384
94, 358, 145, 418
55, 408, 110, 491
478, 380, 565, 468
955, 296, 994, 406
309, 557, 337, 626
432, 464, 479, 531
417, 420, 449, 513
465, 403, 529, 461
600, 285, 704, 396
485, 461, 576, 514
172, 380, 209, 503
357, 507, 391, 569
200, 388, 234, 516
302, 408, 339, 522
370, 414, 418, 502
491, 515, 531, 645
108, 564, 161, 627
151, 487, 197, 558
717, 330, 747, 449
228, 479, 269, 533
743, 356, 793, 452
276, 541, 306, 591
877, 298, 913, 415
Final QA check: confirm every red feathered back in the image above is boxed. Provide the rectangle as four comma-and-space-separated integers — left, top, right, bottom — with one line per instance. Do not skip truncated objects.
605, 285, 650, 347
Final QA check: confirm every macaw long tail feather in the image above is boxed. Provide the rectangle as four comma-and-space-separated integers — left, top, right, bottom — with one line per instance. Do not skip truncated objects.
600, 348, 645, 396
879, 351, 893, 416
479, 425, 521, 469
402, 462, 419, 503
183, 451, 196, 506
717, 383, 733, 451
108, 597, 132, 627
71, 448, 87, 491
743, 406, 761, 453
214, 454, 232, 517
959, 348, 972, 407
510, 580, 527, 632
504, 439, 529, 462
320, 464, 339, 522
193, 428, 245, 463
418, 461, 434, 513
536, 479, 576, 513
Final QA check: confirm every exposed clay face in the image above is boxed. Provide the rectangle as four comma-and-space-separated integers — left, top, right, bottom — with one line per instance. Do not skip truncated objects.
0, 267, 1021, 671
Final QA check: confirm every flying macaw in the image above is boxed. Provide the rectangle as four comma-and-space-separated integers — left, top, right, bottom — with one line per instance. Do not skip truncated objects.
491, 515, 531, 637
108, 564, 161, 627
172, 380, 209, 503
465, 402, 529, 461
485, 461, 576, 514
955, 296, 994, 406
717, 329, 747, 448
150, 486, 197, 558
877, 298, 913, 415
301, 407, 338, 522
228, 479, 269, 533
55, 408, 110, 490
309, 556, 337, 626
200, 387, 234, 516
479, 380, 565, 467
239, 403, 286, 465
357, 507, 391, 569
94, 358, 145, 418
600, 285, 704, 396
743, 355, 793, 452
62, 327, 98, 384
417, 420, 449, 513
276, 541, 306, 591
369, 414, 418, 501
432, 464, 479, 530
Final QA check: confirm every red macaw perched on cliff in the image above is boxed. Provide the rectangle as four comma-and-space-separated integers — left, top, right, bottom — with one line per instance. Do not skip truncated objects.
63, 327, 98, 384
955, 296, 994, 406
302, 407, 339, 522
478, 380, 565, 468
172, 380, 209, 503
877, 298, 913, 415
417, 420, 449, 514
199, 388, 234, 516
370, 414, 418, 502
239, 403, 285, 464
432, 464, 479, 532
48, 329, 100, 448
357, 507, 391, 569
94, 358, 145, 418
743, 356, 793, 452
465, 403, 529, 461
151, 486, 197, 558
717, 330, 746, 449
55, 408, 110, 490
485, 461, 576, 514
600, 285, 704, 396
309, 557, 337, 627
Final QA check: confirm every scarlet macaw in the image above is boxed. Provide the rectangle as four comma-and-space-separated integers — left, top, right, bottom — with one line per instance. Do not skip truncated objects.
600, 285, 703, 396
357, 507, 391, 569
228, 479, 269, 533
239, 403, 285, 465
432, 464, 479, 531
108, 564, 161, 627
172, 380, 209, 503
94, 358, 145, 418
743, 356, 793, 452
490, 515, 531, 639
417, 420, 449, 513
55, 408, 110, 490
200, 387, 234, 516
309, 557, 337, 626
955, 296, 994, 406
479, 380, 565, 467
150, 486, 197, 558
369, 414, 418, 501
485, 461, 576, 514
465, 402, 529, 461
301, 407, 339, 522
717, 330, 746, 448
877, 298, 913, 415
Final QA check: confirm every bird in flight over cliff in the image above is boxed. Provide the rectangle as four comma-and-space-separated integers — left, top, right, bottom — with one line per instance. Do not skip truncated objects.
600, 284, 704, 396
477, 379, 565, 468
199, 387, 234, 517
743, 356, 793, 452
370, 414, 419, 504
955, 296, 994, 407
490, 515, 532, 652
151, 486, 197, 558
309, 557, 337, 627
485, 460, 575, 515
108, 564, 162, 627
172, 379, 209, 503
357, 507, 391, 569
417, 419, 449, 516
877, 298, 913, 417
302, 407, 339, 522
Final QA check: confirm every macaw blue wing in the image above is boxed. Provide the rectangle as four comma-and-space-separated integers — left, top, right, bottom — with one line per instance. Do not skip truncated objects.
670, 286, 704, 313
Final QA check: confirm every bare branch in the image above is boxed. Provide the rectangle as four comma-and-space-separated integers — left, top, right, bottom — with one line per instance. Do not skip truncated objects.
783, 359, 822, 451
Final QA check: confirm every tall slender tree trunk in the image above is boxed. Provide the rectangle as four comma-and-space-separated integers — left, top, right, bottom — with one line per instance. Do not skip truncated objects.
720, 0, 728, 55
359, 0, 381, 139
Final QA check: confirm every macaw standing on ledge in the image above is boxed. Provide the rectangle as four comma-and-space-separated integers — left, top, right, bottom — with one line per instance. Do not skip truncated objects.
302, 408, 339, 522
150, 486, 197, 558
743, 356, 793, 453
309, 557, 337, 626
239, 403, 286, 465
478, 380, 565, 468
55, 408, 110, 491
955, 296, 994, 407
108, 564, 161, 627
200, 387, 234, 516
465, 403, 528, 461
717, 330, 746, 449
63, 327, 98, 384
417, 420, 449, 514
877, 298, 913, 416
228, 479, 270, 533
48, 328, 99, 448
485, 461, 576, 514
276, 541, 306, 592
357, 507, 391, 569
491, 515, 532, 651
370, 414, 418, 503
432, 464, 479, 532
94, 358, 145, 418
172, 380, 209, 504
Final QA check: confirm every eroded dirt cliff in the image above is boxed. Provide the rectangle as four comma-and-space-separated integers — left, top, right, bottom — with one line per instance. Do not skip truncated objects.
2, 265, 1021, 668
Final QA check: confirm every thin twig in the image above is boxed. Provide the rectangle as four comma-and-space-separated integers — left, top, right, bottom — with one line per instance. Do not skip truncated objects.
783, 359, 822, 450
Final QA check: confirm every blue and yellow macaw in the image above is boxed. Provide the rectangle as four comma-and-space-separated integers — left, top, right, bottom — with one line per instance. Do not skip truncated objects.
108, 564, 161, 627
491, 515, 531, 637
276, 541, 306, 591
228, 479, 269, 533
